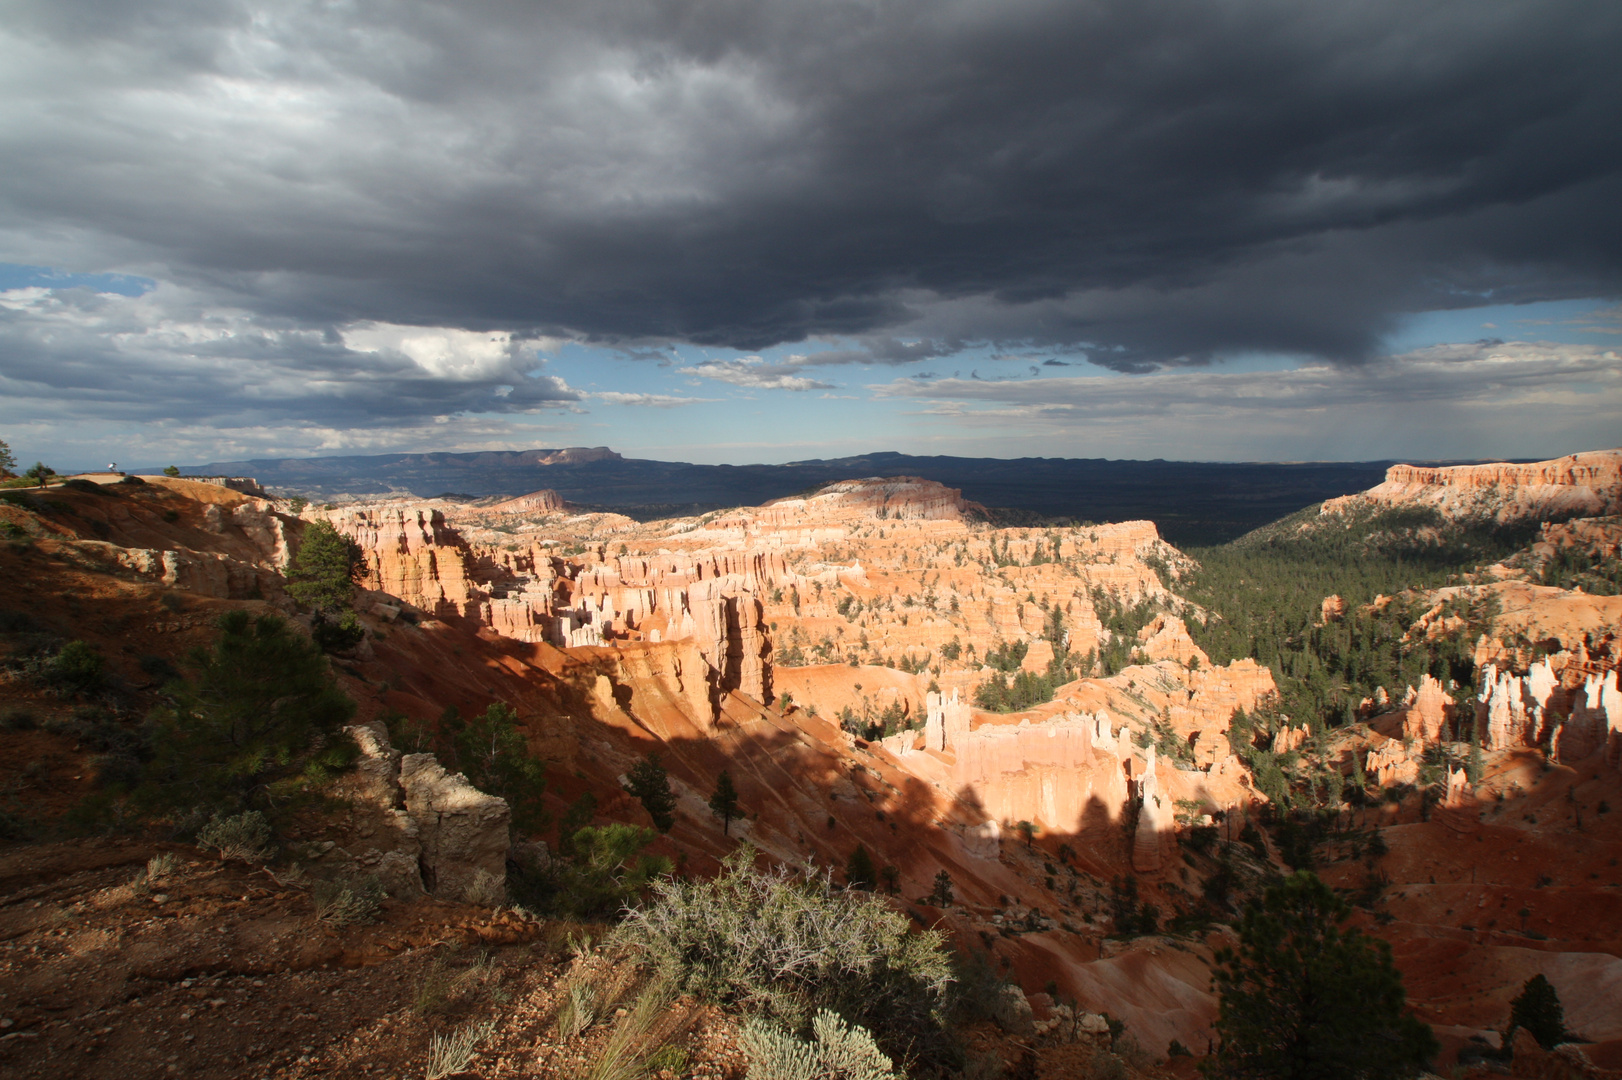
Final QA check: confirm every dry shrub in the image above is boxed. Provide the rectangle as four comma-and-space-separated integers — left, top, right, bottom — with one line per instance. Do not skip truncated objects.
196, 810, 274, 862
313, 874, 384, 926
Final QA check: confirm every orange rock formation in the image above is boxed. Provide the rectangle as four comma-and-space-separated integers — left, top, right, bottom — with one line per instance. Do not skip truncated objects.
1321, 449, 1622, 523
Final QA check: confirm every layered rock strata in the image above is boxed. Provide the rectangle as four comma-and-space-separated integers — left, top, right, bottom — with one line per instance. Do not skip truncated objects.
1321, 450, 1622, 523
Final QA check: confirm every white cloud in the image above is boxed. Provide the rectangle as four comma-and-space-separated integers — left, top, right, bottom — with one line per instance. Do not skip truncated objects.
678, 357, 835, 391
590, 391, 715, 407
0, 283, 582, 437
341, 323, 524, 380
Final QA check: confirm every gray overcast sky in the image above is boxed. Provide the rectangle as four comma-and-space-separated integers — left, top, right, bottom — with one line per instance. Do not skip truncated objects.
1, 0, 1619, 468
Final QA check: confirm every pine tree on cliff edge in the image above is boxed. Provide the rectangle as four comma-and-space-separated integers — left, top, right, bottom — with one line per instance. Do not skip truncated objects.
845, 844, 876, 891
1507, 974, 1566, 1050
708, 770, 740, 836
625, 751, 678, 833
1204, 870, 1436, 1080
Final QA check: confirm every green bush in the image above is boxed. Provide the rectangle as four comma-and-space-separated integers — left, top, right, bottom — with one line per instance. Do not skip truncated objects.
313, 874, 385, 925
449, 702, 548, 834
287, 519, 364, 613
44, 640, 105, 696
624, 751, 678, 832
310, 610, 365, 653
1205, 871, 1437, 1079
510, 823, 669, 919
616, 849, 953, 1067
1507, 974, 1566, 1049
44, 708, 153, 788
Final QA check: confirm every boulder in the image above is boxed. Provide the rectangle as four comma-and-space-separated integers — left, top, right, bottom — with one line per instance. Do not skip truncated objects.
374, 850, 426, 900
400, 753, 511, 902
990, 983, 1035, 1036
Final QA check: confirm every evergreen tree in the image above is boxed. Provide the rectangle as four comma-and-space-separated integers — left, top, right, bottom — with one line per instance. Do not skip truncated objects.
141, 611, 356, 811
845, 844, 877, 890
287, 519, 364, 613
624, 751, 678, 832
24, 462, 54, 488
452, 702, 548, 834
163, 465, 181, 477
708, 769, 740, 835
0, 438, 15, 476
1507, 974, 1565, 1049
287, 519, 366, 651
930, 869, 954, 907
556, 791, 598, 858
1016, 819, 1039, 849
1204, 871, 1437, 1079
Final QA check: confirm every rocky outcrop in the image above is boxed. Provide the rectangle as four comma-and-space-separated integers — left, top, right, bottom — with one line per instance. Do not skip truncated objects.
1559, 668, 1622, 765
322, 505, 486, 620
1321, 450, 1622, 524
480, 489, 565, 516
1136, 613, 1209, 667
76, 496, 295, 599
321, 506, 778, 709
1366, 736, 1419, 787
1479, 662, 1543, 751
329, 723, 511, 903
1474, 658, 1620, 762
1132, 744, 1166, 873
924, 688, 972, 752
1271, 725, 1308, 754
1402, 674, 1454, 743
400, 754, 511, 903
755, 477, 978, 524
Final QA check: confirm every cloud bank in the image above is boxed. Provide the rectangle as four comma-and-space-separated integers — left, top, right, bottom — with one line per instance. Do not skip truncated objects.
871, 341, 1622, 459
3, 0, 1618, 361
0, 0, 1618, 459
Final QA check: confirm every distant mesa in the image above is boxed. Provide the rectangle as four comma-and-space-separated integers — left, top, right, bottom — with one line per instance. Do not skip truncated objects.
1321, 448, 1622, 523
757, 476, 983, 523
481, 447, 621, 467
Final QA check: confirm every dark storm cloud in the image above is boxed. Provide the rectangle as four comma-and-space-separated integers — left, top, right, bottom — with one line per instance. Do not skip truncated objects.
1, 0, 1619, 373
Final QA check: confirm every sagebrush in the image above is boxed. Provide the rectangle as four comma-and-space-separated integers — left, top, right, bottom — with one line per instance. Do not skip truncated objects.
313, 874, 385, 926
739, 1009, 898, 1080
615, 848, 952, 1066
196, 810, 274, 861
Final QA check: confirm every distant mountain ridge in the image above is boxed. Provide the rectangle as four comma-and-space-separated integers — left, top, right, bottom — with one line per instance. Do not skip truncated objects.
145, 447, 1526, 546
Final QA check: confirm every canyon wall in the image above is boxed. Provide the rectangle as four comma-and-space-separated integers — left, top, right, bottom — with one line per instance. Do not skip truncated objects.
318, 504, 778, 712
1476, 660, 1622, 766
887, 659, 1274, 873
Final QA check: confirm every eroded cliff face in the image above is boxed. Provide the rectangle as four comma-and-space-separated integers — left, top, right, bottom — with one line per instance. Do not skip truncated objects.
1320, 449, 1622, 523
314, 479, 1191, 727
323, 504, 486, 620
315, 501, 780, 715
